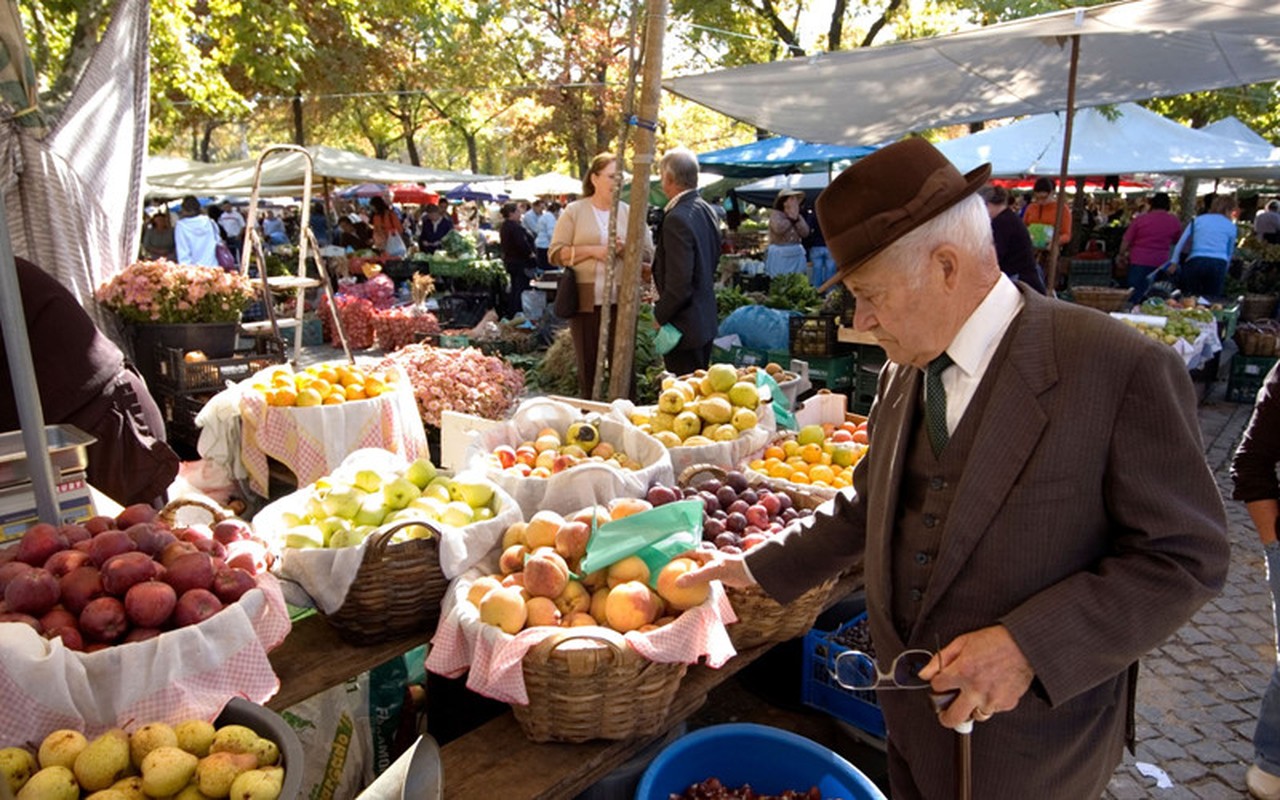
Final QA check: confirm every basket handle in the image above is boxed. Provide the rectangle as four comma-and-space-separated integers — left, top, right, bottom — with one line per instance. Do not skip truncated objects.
365, 518, 445, 557
157, 496, 233, 528
529, 628, 628, 664
677, 463, 728, 488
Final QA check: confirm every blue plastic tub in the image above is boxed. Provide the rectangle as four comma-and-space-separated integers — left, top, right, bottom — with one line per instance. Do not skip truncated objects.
635, 723, 886, 800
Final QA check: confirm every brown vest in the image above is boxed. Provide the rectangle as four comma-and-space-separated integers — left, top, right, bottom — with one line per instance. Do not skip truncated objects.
890, 328, 1017, 641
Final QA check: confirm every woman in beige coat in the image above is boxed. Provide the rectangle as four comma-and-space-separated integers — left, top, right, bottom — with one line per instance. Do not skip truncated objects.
548, 153, 654, 398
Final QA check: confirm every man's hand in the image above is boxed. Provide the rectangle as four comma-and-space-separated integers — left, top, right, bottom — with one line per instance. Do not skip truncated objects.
675, 548, 757, 590
916, 624, 1035, 728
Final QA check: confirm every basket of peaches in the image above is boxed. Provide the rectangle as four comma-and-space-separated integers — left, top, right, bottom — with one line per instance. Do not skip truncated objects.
425, 497, 737, 743
745, 417, 869, 501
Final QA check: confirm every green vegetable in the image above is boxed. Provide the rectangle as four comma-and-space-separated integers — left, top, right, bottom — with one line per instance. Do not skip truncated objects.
716, 285, 753, 322
765, 273, 821, 313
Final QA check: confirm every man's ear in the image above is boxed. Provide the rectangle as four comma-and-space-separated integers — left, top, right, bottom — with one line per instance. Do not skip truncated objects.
932, 244, 961, 288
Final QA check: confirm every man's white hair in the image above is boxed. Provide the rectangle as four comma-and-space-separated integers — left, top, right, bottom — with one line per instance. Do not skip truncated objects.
882, 194, 995, 286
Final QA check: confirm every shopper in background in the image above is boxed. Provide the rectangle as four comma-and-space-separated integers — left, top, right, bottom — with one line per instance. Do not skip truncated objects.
1255, 200, 1280, 245
499, 201, 538, 319
1118, 192, 1183, 302
764, 189, 809, 276
1022, 177, 1073, 250
308, 201, 332, 248
418, 203, 454, 254
1170, 193, 1237, 297
800, 198, 834, 290
217, 203, 246, 262
678, 138, 1229, 799
1232, 361, 1280, 800
0, 257, 178, 506
534, 200, 558, 272
653, 147, 721, 375
548, 153, 653, 398
173, 196, 221, 267
979, 184, 1045, 294
141, 211, 176, 261
368, 196, 406, 257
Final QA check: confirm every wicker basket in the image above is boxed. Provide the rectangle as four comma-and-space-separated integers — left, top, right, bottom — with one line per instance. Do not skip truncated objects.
1070, 286, 1132, 313
677, 464, 836, 649
512, 629, 688, 743
1242, 294, 1278, 322
325, 520, 449, 644
156, 496, 234, 528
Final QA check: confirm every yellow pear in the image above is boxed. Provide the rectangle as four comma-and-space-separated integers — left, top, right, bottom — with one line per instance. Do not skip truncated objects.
16, 765, 78, 800
74, 729, 131, 792
228, 767, 283, 800
196, 751, 258, 798
174, 720, 218, 758
37, 730, 87, 770
130, 722, 178, 769
141, 746, 199, 797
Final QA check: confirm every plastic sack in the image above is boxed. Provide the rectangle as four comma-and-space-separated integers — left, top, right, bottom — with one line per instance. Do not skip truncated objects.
0, 574, 290, 742
252, 448, 521, 614
465, 398, 674, 517
717, 305, 796, 351
579, 500, 704, 583
609, 398, 776, 476
521, 289, 547, 322
755, 369, 796, 431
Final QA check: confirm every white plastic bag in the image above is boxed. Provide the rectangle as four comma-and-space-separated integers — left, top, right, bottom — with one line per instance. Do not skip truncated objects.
464, 398, 674, 517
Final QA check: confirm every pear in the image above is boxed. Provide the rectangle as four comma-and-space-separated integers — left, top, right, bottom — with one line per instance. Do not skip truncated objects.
107, 775, 147, 799
228, 767, 283, 800
0, 747, 37, 794
174, 720, 218, 758
37, 730, 87, 770
84, 790, 133, 800
141, 746, 199, 797
196, 751, 258, 798
15, 765, 78, 800
73, 729, 131, 792
248, 737, 279, 768
130, 722, 178, 769
209, 725, 259, 758
174, 784, 214, 799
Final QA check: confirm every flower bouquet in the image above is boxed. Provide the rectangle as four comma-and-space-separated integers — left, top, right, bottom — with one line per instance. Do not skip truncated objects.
95, 259, 256, 324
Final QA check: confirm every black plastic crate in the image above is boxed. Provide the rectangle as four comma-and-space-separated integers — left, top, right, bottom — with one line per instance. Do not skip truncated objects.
1066, 258, 1115, 288
435, 292, 492, 329
154, 345, 285, 393
154, 389, 213, 448
789, 314, 840, 358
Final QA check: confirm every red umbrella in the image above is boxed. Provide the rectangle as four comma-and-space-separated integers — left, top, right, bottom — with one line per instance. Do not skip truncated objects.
390, 183, 439, 205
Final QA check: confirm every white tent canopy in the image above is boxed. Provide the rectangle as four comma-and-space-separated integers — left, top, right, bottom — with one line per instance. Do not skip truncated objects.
664, 0, 1280, 147
1202, 116, 1272, 147
505, 172, 583, 199
933, 103, 1280, 180
144, 145, 487, 198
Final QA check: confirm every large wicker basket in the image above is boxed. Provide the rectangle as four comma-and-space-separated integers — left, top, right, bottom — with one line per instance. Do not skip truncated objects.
326, 520, 449, 644
678, 464, 837, 650
1070, 286, 1132, 313
512, 629, 688, 743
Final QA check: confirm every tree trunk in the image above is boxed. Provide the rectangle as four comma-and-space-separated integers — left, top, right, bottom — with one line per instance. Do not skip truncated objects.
200, 121, 217, 163
405, 131, 421, 166
465, 133, 479, 174
861, 0, 904, 47
292, 92, 305, 146
828, 0, 849, 51
47, 0, 112, 116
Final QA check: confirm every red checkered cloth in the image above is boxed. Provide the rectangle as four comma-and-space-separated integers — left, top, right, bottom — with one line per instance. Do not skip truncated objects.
0, 573, 291, 742
239, 365, 430, 496
425, 567, 737, 705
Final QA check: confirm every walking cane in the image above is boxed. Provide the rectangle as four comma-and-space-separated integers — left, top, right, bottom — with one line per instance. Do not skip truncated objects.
932, 690, 973, 800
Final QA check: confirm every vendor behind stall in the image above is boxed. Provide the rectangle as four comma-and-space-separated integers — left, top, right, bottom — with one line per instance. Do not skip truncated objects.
0, 258, 179, 506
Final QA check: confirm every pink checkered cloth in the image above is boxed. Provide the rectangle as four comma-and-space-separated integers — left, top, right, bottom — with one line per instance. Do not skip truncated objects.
425, 567, 738, 705
239, 365, 429, 496
0, 572, 291, 743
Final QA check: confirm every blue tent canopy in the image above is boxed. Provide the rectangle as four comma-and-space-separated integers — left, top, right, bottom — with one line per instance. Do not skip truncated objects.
698, 136, 878, 178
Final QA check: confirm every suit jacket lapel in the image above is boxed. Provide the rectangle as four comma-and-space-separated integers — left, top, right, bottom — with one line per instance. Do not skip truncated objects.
912, 286, 1059, 634
867, 363, 919, 653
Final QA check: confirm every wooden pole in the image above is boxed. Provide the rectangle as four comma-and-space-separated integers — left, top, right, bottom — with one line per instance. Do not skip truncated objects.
609, 0, 667, 400
1044, 34, 1080, 294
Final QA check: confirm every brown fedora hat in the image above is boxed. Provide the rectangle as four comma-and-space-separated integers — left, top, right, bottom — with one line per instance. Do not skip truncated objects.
815, 138, 990, 291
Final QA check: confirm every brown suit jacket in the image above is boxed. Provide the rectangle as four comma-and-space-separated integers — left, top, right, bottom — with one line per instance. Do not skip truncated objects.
746, 285, 1229, 798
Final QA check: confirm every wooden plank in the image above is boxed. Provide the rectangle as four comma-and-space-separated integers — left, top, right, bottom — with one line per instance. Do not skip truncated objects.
266, 615, 431, 711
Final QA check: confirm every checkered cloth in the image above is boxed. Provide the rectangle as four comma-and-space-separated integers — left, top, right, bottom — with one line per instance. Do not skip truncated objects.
425, 565, 737, 705
0, 572, 291, 741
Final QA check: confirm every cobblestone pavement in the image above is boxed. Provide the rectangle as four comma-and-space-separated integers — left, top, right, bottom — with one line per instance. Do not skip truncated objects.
1105, 393, 1266, 799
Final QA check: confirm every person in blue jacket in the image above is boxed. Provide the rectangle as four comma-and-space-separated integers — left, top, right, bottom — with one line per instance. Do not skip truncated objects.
1171, 194, 1237, 297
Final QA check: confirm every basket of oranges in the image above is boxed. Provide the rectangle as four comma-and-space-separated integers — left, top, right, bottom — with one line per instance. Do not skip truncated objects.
744, 417, 869, 501
248, 362, 399, 407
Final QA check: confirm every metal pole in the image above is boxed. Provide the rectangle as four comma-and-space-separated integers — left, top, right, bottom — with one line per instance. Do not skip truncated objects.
1044, 33, 1080, 294
0, 191, 59, 522
608, 0, 667, 401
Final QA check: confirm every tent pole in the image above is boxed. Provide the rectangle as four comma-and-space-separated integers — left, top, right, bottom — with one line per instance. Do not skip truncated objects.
1045, 33, 1080, 294
0, 191, 59, 523
609, 0, 666, 401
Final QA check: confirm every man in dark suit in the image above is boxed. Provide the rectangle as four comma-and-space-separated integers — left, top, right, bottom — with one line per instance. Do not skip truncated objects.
979, 184, 1046, 294
653, 148, 722, 375
680, 139, 1229, 798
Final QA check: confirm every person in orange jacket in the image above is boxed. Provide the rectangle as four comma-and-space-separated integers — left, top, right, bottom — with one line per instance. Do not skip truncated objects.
1022, 177, 1073, 249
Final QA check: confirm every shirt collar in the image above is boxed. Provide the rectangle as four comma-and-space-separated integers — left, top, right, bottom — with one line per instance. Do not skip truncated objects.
942, 275, 1024, 377
664, 188, 695, 212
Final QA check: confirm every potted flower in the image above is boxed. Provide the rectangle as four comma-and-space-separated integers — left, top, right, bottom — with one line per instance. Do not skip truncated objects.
96, 259, 257, 383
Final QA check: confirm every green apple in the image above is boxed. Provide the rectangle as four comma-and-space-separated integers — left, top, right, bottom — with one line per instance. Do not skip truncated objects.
403, 458, 438, 490
280, 511, 302, 528
423, 479, 453, 503
353, 469, 383, 493
409, 496, 445, 519
328, 528, 366, 549
285, 526, 324, 549
473, 506, 495, 522
449, 471, 495, 509
439, 501, 475, 528
353, 494, 389, 528
383, 477, 421, 510
304, 494, 327, 521
316, 516, 353, 546
321, 483, 364, 519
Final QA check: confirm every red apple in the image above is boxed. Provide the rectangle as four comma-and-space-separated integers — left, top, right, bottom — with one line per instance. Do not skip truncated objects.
87, 530, 135, 567
493, 445, 517, 469
114, 503, 157, 529
173, 589, 222, 627
163, 552, 215, 595
212, 519, 253, 546
0, 612, 42, 633
57, 523, 91, 545
123, 627, 161, 643
39, 607, 77, 632
211, 568, 256, 604
15, 523, 68, 566
59, 566, 105, 615
79, 596, 128, 643
131, 526, 177, 559
159, 541, 199, 568
224, 540, 268, 575
124, 581, 177, 628
43, 549, 92, 578
101, 552, 160, 596
46, 625, 83, 650
5, 567, 60, 616
0, 561, 31, 594
83, 516, 116, 535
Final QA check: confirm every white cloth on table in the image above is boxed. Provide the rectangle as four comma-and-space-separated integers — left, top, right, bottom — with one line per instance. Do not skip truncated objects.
764, 242, 807, 276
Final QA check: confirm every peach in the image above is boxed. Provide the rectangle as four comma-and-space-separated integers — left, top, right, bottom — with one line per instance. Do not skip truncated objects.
499, 545, 528, 575
580, 569, 607, 591
523, 552, 569, 599
607, 497, 653, 520
501, 522, 528, 550
569, 506, 611, 527
589, 587, 610, 625
604, 581, 660, 632
554, 521, 591, 562
563, 611, 596, 627
553, 580, 590, 616
466, 576, 504, 607
500, 573, 531, 600
655, 557, 710, 611
525, 596, 561, 628
606, 555, 650, 588
524, 510, 565, 550
479, 586, 527, 634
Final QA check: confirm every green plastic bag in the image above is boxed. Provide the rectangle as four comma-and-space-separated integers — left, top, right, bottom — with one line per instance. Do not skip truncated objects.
756, 369, 796, 430
579, 499, 704, 588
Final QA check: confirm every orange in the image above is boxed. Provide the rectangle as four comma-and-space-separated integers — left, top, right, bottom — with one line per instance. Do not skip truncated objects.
748, 458, 766, 472
809, 465, 836, 485
800, 443, 824, 464
365, 378, 387, 398
323, 392, 346, 405
295, 387, 323, 407
786, 455, 806, 469
789, 471, 811, 484
764, 445, 786, 461
311, 379, 334, 399
782, 441, 800, 458
273, 386, 298, 407
344, 384, 367, 401
768, 463, 793, 480
316, 366, 339, 384
338, 367, 362, 387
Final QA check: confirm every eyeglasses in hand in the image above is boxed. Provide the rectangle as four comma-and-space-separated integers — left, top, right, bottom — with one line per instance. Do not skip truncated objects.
830, 648, 936, 692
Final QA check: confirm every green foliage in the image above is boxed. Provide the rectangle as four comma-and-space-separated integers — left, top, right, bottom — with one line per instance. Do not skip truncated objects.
632, 305, 663, 405
765, 273, 821, 313
439, 230, 479, 259
716, 284, 753, 322
427, 257, 510, 291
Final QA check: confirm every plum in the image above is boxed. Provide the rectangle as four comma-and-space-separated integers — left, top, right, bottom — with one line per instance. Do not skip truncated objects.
745, 505, 771, 530
173, 589, 223, 627
702, 518, 726, 540
724, 471, 749, 494
163, 552, 215, 595
700, 479, 723, 495
114, 503, 158, 529
101, 552, 161, 596
739, 489, 759, 507
5, 567, 60, 616
125, 581, 177, 628
715, 486, 738, 510
43, 549, 92, 578
87, 530, 136, 567
776, 493, 793, 512
727, 500, 750, 517
15, 523, 68, 566
59, 566, 105, 615
725, 512, 748, 533
759, 493, 782, 517
714, 532, 740, 549
211, 568, 256, 604
699, 492, 720, 515
646, 485, 679, 507
80, 596, 128, 643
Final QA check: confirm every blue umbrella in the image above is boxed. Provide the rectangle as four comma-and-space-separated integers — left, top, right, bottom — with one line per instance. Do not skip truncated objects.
698, 136, 878, 178
445, 182, 509, 203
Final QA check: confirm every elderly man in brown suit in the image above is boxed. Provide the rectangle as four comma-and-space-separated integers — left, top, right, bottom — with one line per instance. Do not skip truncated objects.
681, 139, 1230, 798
